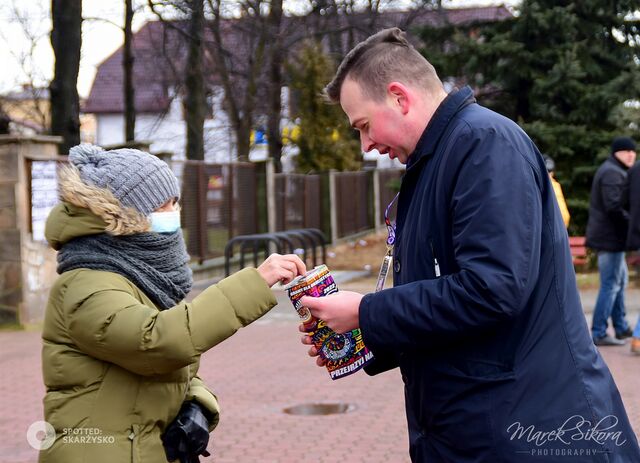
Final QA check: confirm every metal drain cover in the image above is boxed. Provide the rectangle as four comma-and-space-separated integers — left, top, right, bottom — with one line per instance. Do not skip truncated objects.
283, 402, 356, 416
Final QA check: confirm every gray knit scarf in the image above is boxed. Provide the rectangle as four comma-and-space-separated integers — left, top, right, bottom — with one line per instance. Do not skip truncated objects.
57, 231, 193, 310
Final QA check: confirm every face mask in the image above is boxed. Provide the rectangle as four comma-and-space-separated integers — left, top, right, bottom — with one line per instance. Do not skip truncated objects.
149, 210, 181, 234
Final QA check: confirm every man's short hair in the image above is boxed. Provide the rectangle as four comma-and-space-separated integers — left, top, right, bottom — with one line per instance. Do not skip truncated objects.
324, 28, 443, 103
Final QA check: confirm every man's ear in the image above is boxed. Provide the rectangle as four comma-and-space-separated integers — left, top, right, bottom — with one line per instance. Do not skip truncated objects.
387, 82, 410, 115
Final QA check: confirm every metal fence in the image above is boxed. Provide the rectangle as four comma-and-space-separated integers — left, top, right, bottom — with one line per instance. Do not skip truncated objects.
334, 171, 374, 238
27, 156, 405, 263
274, 173, 323, 232
172, 161, 264, 261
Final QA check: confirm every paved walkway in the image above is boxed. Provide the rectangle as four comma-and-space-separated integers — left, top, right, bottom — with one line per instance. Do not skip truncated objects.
1, 279, 639, 462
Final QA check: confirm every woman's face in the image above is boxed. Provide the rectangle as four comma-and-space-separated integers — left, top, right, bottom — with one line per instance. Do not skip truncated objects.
154, 199, 178, 213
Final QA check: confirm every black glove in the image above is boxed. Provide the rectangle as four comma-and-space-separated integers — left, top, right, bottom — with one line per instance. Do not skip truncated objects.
162, 401, 212, 463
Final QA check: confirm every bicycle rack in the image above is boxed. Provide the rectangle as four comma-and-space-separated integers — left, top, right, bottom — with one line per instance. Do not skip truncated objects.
224, 234, 282, 277
224, 228, 328, 276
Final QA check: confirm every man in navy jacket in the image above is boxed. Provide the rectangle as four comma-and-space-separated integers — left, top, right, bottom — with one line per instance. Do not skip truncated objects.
300, 28, 640, 462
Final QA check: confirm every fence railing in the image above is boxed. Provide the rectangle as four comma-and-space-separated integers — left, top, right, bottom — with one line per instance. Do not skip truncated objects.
26, 157, 404, 263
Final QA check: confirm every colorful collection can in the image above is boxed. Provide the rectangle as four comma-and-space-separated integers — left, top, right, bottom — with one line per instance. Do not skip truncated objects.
284, 265, 374, 380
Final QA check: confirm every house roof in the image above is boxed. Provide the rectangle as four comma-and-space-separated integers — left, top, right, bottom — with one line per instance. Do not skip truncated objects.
84, 6, 512, 115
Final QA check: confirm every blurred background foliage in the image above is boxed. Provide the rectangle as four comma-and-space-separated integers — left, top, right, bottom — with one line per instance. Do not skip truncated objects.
417, 0, 640, 234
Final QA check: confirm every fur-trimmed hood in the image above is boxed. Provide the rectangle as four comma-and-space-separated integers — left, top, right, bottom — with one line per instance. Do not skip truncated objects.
45, 166, 152, 249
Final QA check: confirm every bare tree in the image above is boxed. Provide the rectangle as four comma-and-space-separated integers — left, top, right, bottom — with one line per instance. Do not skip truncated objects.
124, 0, 136, 141
0, 1, 51, 133
148, 0, 207, 161
147, 0, 208, 254
85, 1, 148, 143
0, 106, 10, 134
266, 0, 284, 172
185, 0, 206, 161
205, 0, 268, 161
50, 0, 82, 153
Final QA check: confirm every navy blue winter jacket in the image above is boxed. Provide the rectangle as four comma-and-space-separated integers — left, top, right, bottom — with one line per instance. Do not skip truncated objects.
359, 87, 640, 462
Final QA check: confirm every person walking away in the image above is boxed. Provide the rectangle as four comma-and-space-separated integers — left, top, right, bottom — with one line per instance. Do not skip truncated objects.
586, 136, 636, 346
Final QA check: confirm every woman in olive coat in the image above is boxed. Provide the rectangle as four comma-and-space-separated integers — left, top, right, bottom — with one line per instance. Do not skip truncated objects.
40, 144, 304, 462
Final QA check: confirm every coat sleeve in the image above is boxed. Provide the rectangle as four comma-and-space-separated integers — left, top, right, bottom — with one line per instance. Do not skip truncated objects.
360, 130, 542, 351
64, 268, 277, 376
185, 375, 220, 431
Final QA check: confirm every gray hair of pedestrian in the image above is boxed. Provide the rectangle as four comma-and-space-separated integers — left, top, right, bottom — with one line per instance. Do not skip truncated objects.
323, 28, 443, 104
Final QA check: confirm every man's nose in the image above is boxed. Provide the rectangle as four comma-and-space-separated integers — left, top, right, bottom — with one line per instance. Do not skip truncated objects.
360, 133, 375, 152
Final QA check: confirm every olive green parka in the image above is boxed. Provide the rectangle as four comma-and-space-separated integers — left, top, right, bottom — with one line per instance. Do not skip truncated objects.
40, 166, 277, 462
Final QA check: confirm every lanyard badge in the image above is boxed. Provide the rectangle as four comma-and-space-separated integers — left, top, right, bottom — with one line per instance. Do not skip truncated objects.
375, 193, 399, 292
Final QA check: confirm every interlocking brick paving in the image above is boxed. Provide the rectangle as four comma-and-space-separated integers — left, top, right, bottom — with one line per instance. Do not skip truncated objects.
1, 281, 637, 463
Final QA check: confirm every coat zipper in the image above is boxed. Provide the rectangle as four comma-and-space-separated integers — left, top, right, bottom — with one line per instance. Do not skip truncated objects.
429, 240, 441, 278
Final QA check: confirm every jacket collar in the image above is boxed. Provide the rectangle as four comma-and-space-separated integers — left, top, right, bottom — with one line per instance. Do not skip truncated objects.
608, 154, 630, 171
407, 86, 476, 170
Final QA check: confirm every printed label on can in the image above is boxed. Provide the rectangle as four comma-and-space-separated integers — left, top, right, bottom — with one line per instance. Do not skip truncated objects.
285, 265, 374, 380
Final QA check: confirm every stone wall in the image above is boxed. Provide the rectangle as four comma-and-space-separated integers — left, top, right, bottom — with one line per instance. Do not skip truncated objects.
0, 135, 62, 325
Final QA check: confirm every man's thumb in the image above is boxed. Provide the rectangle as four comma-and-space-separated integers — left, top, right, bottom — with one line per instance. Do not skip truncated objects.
300, 295, 321, 310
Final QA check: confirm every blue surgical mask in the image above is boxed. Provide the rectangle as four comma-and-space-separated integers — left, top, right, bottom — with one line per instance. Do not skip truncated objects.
149, 210, 181, 234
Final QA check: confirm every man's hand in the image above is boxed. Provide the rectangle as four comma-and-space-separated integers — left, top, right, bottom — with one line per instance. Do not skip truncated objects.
299, 329, 327, 366
298, 291, 364, 365
257, 253, 306, 287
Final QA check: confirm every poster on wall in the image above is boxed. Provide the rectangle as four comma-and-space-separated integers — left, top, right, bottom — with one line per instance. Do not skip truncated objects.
31, 161, 59, 242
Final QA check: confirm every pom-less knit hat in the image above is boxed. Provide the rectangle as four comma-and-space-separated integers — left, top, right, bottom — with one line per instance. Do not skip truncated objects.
611, 136, 636, 154
68, 144, 180, 216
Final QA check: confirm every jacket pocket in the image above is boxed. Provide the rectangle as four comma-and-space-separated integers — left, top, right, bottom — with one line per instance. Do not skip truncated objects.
459, 358, 515, 381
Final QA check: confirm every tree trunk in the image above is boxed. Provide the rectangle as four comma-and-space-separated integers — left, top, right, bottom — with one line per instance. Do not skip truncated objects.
206, 0, 265, 162
185, 0, 205, 161
183, 0, 207, 256
124, 0, 136, 142
266, 0, 284, 173
0, 107, 9, 134
50, 0, 81, 154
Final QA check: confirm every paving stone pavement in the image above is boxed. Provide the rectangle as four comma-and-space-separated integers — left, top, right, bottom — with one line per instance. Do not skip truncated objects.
0, 280, 638, 463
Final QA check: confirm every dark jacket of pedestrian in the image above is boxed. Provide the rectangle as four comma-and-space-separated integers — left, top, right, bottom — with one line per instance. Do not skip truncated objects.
626, 161, 640, 250
586, 156, 630, 252
359, 87, 640, 462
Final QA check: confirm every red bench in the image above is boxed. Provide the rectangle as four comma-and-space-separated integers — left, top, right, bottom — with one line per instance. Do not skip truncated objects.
569, 236, 588, 266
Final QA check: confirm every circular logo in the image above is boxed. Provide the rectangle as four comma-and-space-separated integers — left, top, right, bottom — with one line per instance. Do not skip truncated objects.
27, 421, 56, 450
322, 334, 352, 361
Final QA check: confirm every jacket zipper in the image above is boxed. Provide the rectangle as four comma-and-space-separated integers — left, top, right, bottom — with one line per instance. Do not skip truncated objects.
429, 240, 441, 278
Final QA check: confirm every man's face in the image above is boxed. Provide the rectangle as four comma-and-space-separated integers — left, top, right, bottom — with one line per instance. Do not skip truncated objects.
340, 78, 414, 164
614, 149, 637, 168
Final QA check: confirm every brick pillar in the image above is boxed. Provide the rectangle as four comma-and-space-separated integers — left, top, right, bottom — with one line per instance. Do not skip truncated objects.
0, 135, 62, 326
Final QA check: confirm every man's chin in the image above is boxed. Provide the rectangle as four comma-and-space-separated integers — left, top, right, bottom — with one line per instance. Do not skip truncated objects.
389, 151, 408, 164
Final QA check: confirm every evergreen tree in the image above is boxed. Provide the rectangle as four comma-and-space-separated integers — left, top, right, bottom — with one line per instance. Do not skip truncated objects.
288, 41, 361, 173
419, 1, 640, 234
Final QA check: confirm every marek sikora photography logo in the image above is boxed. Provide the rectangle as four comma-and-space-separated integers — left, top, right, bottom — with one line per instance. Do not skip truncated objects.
507, 414, 627, 458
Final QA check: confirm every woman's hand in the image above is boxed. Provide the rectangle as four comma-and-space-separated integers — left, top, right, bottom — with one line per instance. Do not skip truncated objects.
257, 253, 307, 287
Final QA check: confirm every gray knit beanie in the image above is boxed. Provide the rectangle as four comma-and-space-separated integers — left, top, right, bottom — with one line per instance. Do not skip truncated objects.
68, 144, 180, 216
